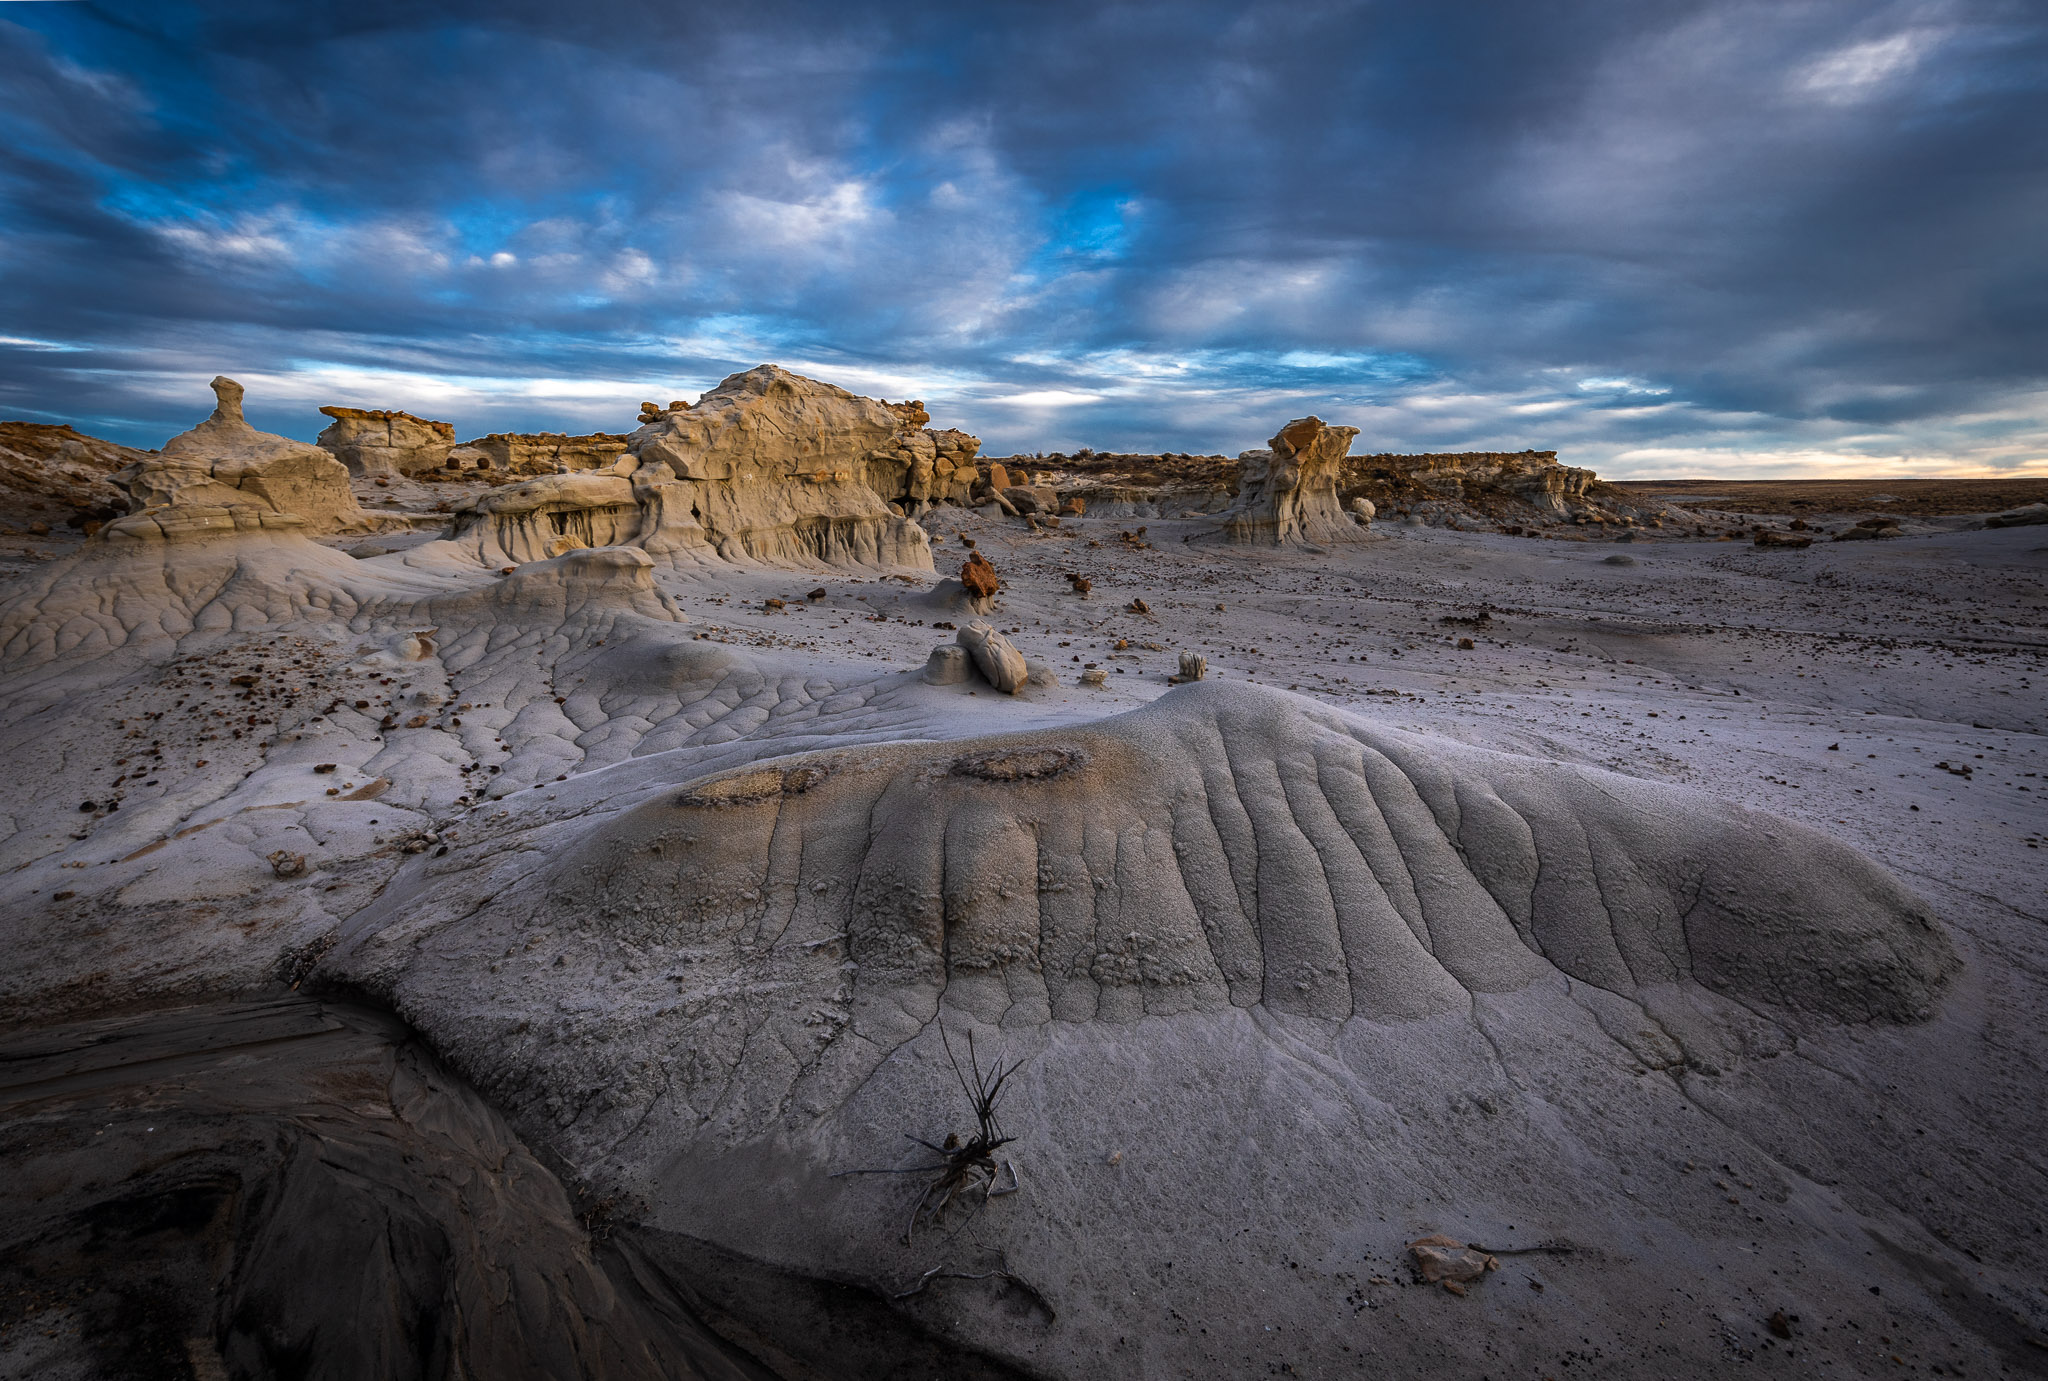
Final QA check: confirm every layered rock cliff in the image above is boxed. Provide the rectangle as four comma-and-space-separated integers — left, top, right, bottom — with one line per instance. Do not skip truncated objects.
451, 432, 633, 476
984, 444, 1672, 531
1340, 448, 1659, 525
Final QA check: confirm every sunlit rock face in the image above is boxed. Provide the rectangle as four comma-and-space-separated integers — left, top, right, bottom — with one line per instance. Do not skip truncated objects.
106, 377, 373, 539
1355, 449, 1601, 515
452, 431, 635, 476
316, 406, 458, 478
447, 365, 979, 570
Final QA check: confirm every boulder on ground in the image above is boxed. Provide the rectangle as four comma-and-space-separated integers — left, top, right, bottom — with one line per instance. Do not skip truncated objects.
1835, 517, 1902, 542
317, 407, 456, 477
956, 619, 1027, 693
1985, 502, 2048, 528
1408, 1236, 1498, 1287
1003, 485, 1059, 515
960, 550, 1000, 604
1219, 416, 1363, 546
921, 645, 972, 685
108, 377, 371, 537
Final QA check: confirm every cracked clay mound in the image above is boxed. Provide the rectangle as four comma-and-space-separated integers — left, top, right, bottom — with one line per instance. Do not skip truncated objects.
325, 679, 1956, 1380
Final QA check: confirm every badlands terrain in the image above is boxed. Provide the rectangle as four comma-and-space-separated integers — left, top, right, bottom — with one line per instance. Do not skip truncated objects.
0, 367, 2044, 1380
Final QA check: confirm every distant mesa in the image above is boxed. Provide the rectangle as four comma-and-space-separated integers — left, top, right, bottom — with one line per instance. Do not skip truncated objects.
988, 441, 1674, 534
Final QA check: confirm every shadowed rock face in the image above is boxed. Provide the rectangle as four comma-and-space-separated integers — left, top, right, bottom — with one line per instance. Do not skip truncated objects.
1220, 416, 1364, 546
325, 680, 1955, 1379
0, 997, 778, 1381
0, 422, 141, 518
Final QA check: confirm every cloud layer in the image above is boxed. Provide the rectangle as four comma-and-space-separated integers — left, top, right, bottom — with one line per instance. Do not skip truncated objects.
2, 0, 2043, 475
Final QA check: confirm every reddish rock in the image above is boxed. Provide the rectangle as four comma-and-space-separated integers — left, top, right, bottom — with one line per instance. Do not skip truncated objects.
961, 550, 1000, 600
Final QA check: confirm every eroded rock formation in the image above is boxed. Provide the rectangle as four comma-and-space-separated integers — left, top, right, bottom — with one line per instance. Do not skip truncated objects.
451, 365, 979, 570
105, 377, 372, 540
453, 432, 633, 476
317, 406, 457, 477
0, 426, 2024, 1378
323, 680, 1954, 1380
1333, 448, 1690, 530
984, 444, 1675, 530
0, 422, 141, 524
1219, 415, 1363, 545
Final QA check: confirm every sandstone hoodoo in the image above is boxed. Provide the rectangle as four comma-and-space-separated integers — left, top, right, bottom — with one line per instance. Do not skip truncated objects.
104, 376, 374, 540
448, 364, 980, 570
1219, 414, 1365, 545
316, 406, 457, 478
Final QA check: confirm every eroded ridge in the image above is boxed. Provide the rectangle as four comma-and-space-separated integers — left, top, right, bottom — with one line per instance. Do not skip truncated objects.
331, 679, 1953, 1162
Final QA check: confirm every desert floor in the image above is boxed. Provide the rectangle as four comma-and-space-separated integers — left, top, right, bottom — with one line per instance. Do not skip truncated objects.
3, 485, 2044, 1378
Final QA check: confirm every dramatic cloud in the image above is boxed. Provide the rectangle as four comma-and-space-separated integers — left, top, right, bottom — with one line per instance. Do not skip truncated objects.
1, 0, 2042, 474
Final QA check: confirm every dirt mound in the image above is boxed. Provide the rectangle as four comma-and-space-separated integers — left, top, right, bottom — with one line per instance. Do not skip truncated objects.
325, 679, 1955, 1378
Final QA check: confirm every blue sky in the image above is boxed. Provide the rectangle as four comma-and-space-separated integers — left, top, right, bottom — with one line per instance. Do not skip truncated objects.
1, 0, 2044, 475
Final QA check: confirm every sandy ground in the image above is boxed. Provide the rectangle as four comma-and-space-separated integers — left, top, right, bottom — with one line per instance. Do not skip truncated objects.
2, 491, 2044, 1377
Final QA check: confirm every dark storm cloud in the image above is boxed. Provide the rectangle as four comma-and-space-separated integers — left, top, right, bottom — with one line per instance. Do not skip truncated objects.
0, 0, 2042, 473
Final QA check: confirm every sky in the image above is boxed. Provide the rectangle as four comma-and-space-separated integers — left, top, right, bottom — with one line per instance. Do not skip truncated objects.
1, 0, 2044, 476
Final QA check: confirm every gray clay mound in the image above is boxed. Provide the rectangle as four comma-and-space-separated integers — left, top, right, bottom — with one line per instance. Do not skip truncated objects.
329, 679, 1957, 1379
